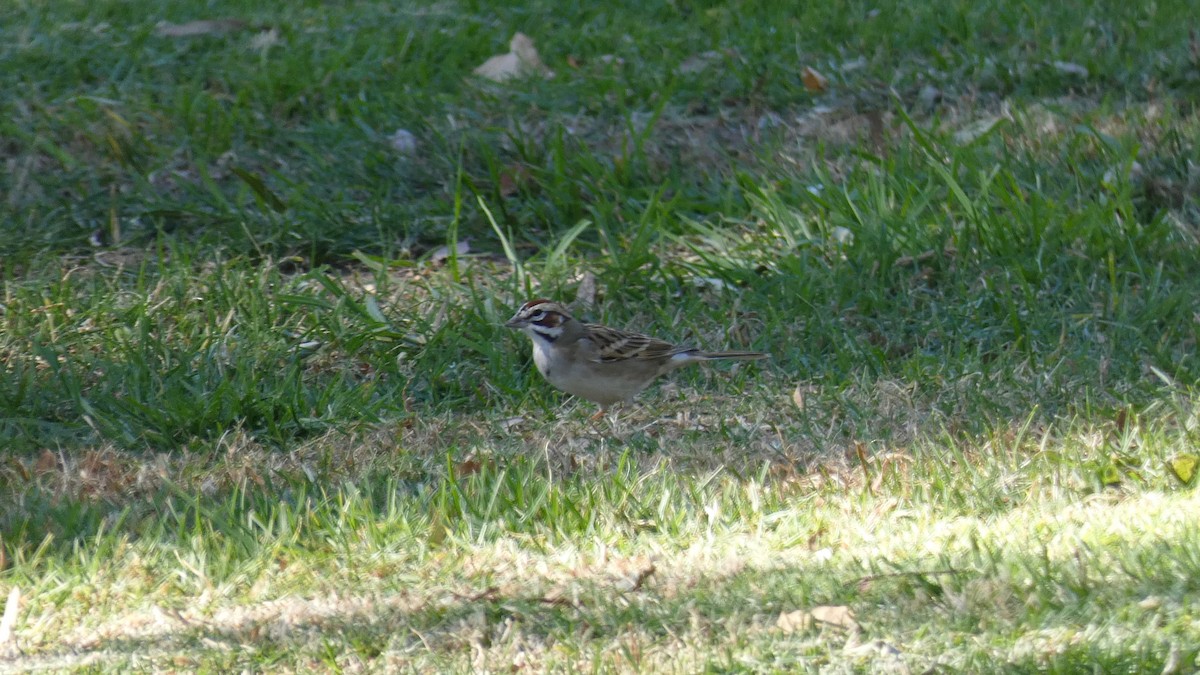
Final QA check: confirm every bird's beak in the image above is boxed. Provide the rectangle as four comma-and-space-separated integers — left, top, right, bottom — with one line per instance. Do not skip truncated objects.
504, 315, 525, 329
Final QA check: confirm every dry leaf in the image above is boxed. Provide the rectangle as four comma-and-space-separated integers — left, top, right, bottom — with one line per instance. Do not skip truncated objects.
792, 384, 808, 411
455, 455, 485, 477
1114, 407, 1129, 433
34, 449, 57, 475
574, 271, 597, 310
497, 163, 532, 197
809, 605, 860, 631
474, 32, 552, 82
155, 19, 247, 38
775, 609, 813, 633
801, 66, 828, 92
500, 416, 526, 431
1138, 596, 1163, 610
429, 239, 470, 264
778, 605, 860, 633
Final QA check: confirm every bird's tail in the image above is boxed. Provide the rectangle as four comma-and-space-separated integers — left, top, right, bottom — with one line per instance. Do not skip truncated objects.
696, 350, 769, 361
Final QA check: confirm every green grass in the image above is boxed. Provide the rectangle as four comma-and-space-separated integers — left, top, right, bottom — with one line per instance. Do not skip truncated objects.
2, 0, 1200, 671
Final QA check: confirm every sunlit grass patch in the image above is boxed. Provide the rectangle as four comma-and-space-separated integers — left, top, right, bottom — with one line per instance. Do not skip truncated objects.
3, 0, 1200, 671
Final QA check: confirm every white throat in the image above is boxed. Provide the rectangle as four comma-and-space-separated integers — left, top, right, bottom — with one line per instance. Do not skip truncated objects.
524, 324, 562, 344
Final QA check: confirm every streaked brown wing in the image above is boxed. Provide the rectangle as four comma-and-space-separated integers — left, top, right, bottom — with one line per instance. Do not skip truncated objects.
584, 323, 692, 363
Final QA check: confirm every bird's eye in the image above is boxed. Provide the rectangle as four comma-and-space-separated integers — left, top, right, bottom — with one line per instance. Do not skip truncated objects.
531, 311, 546, 321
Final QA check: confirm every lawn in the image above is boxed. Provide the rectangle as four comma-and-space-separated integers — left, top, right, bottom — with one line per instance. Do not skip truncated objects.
2, 0, 1199, 671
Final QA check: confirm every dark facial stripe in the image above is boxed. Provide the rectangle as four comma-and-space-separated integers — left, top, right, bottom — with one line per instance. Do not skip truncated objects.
531, 324, 561, 343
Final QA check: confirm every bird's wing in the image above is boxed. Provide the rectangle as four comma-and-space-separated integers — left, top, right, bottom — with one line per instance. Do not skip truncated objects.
583, 323, 693, 363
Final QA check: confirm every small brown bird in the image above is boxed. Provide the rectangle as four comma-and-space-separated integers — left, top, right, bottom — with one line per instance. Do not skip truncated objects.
505, 299, 768, 416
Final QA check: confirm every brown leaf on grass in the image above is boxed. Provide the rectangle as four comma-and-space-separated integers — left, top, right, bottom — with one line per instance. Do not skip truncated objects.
455, 455, 486, 477
34, 449, 58, 476
810, 605, 860, 631
775, 610, 808, 633
154, 19, 248, 38
777, 605, 860, 634
78, 449, 136, 499
792, 383, 815, 412
474, 33, 553, 82
801, 66, 829, 92
1114, 407, 1129, 433
498, 163, 532, 197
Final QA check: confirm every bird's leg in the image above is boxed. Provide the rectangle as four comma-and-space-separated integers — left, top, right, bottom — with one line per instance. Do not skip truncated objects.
589, 406, 608, 423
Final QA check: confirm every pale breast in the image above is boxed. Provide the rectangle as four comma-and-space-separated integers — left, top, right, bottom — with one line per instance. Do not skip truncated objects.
531, 340, 652, 406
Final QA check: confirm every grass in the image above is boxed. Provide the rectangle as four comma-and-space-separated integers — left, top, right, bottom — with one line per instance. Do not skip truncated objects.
2, 0, 1200, 671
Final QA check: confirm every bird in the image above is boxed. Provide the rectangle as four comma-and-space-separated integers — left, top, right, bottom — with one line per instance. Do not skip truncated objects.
504, 298, 768, 417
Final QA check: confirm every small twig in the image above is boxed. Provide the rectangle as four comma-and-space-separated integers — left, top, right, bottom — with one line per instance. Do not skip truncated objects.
409, 626, 435, 653
539, 596, 579, 609
627, 564, 657, 592
853, 442, 873, 495
451, 586, 500, 603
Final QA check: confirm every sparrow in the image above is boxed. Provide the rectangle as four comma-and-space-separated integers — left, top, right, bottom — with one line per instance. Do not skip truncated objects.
505, 298, 767, 416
